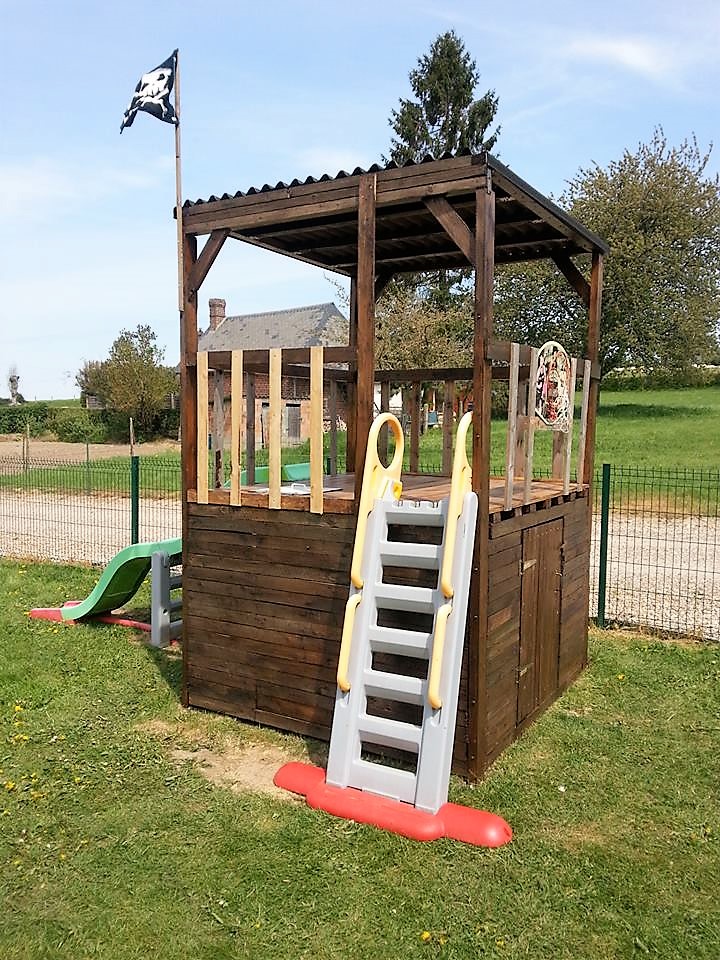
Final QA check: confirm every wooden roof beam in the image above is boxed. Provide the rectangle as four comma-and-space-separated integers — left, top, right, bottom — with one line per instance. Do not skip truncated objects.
185, 229, 229, 300
551, 252, 591, 308
424, 196, 475, 264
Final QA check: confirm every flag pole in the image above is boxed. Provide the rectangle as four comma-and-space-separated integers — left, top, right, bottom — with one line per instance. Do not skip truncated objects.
174, 49, 183, 314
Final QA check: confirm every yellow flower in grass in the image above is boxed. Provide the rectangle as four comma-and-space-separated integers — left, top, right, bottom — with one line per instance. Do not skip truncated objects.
420, 931, 431, 943
4, 781, 16, 791
13, 705, 23, 713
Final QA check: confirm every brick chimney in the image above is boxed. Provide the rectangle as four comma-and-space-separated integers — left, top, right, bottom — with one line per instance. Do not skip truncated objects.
208, 298, 226, 331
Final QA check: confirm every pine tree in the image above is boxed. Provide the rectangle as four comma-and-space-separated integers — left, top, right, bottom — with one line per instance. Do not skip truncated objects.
388, 31, 499, 164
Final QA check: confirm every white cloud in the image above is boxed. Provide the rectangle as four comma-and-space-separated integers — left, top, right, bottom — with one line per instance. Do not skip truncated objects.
565, 34, 674, 79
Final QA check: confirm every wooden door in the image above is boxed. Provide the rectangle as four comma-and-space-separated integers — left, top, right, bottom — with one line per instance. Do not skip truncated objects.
517, 518, 563, 723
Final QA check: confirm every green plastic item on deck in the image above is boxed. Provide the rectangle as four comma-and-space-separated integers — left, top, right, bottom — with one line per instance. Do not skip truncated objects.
60, 537, 182, 622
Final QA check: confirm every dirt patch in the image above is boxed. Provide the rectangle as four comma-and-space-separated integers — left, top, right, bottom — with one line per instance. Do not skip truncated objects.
171, 741, 302, 801
0, 437, 180, 461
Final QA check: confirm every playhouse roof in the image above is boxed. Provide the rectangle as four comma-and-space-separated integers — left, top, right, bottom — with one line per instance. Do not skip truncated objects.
181, 151, 609, 276
198, 302, 348, 352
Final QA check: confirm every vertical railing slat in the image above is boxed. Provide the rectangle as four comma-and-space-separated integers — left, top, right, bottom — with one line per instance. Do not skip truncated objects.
196, 351, 209, 504
230, 350, 243, 506
328, 377, 338, 475
523, 347, 540, 505
310, 346, 324, 514
442, 380, 454, 476
576, 359, 592, 489
245, 372, 256, 486
268, 349, 282, 509
563, 357, 578, 494
503, 342, 520, 509
212, 369, 224, 489
410, 381, 420, 472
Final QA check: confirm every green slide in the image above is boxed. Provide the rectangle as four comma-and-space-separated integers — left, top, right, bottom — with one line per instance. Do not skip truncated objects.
61, 538, 182, 622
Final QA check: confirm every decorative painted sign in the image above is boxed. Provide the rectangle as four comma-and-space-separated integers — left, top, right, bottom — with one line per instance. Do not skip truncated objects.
534, 341, 572, 431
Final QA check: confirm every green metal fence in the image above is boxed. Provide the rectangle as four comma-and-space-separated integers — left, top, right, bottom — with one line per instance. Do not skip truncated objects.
0, 455, 181, 565
0, 453, 717, 641
592, 465, 720, 641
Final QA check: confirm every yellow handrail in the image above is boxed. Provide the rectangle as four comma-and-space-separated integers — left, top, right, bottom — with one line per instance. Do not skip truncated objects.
427, 602, 451, 709
440, 411, 473, 599
337, 593, 362, 692
350, 413, 404, 589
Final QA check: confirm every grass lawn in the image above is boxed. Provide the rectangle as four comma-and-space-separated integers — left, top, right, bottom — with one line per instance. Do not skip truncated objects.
1, 558, 718, 959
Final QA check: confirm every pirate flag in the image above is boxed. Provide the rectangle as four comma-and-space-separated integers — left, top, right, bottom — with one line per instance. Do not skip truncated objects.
120, 51, 178, 133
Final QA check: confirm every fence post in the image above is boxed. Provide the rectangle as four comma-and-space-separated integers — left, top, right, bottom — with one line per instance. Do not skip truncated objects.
596, 462, 611, 628
130, 455, 140, 545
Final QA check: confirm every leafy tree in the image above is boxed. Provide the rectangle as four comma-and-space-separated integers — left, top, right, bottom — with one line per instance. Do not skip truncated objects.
495, 130, 720, 374
388, 30, 499, 164
76, 325, 176, 435
375, 284, 472, 370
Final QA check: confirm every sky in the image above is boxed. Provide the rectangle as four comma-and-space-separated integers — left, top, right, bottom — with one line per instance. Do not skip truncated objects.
1, 0, 719, 400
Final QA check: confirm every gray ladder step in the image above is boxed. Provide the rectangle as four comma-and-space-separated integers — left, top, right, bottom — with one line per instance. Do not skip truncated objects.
349, 759, 417, 803
357, 714, 422, 753
169, 598, 183, 613
384, 502, 444, 526
379, 540, 441, 569
373, 583, 436, 614
169, 575, 183, 589
363, 668, 424, 705
367, 625, 432, 658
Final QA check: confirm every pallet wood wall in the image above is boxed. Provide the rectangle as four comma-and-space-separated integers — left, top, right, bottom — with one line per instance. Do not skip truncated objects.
183, 493, 590, 780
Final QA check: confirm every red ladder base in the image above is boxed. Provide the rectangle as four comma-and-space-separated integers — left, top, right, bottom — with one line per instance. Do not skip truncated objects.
274, 762, 512, 847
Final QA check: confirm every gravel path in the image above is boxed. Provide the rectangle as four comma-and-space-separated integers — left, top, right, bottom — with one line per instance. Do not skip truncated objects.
0, 488, 717, 641
0, 491, 180, 565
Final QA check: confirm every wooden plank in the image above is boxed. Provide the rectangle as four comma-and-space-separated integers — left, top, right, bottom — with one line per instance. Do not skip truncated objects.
536, 520, 563, 705
268, 348, 282, 509
424, 195, 475, 263
442, 380, 454, 476
379, 381, 390, 464
346, 278, 357, 474
469, 181, 495, 779
196, 351, 209, 504
410, 382, 420, 472
181, 231, 198, 708
503, 342, 520, 509
328, 377, 338, 475
230, 350, 243, 506
310, 345, 324, 514
576, 359, 592, 488
375, 366, 473, 383
245, 372, 256, 485
186, 229, 229, 298
354, 175, 377, 501
212, 368, 224, 489
563, 357, 578, 494
523, 347, 539, 504
551, 252, 591, 308
584, 252, 604, 490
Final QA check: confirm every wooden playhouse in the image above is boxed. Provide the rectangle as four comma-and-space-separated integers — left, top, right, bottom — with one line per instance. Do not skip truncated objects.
178, 152, 607, 781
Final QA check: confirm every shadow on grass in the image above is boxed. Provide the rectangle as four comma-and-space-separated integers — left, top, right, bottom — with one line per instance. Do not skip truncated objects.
144, 642, 183, 698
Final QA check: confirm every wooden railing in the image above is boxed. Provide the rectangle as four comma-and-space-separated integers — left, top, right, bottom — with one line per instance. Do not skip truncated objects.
194, 346, 329, 513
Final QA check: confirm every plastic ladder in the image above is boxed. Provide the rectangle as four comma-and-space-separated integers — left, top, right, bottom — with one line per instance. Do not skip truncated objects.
325, 412, 477, 814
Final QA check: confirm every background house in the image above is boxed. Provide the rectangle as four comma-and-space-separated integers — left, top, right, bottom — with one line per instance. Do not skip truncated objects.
199, 299, 349, 447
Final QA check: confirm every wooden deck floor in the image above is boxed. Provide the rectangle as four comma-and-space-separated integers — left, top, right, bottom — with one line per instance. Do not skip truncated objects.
188, 473, 586, 518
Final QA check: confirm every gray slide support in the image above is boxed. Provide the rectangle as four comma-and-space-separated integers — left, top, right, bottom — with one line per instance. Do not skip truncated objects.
150, 550, 183, 648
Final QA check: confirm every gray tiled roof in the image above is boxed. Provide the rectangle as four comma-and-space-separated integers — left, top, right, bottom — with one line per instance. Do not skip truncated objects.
198, 302, 349, 352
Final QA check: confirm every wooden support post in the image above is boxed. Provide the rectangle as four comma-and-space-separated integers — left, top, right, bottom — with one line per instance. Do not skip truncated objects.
268, 349, 282, 509
523, 347, 540, 505
354, 176, 377, 501
576, 359, 592, 488
563, 357, 578, 494
309, 346, 324, 514
212, 368, 224, 489
514, 376, 527, 477
469, 181, 495, 781
245, 372, 256, 485
196, 351, 209, 505
181, 234, 198, 501
584, 252, 604, 490
503, 342, 520, 509
346, 279, 358, 475
230, 350, 243, 506
328, 377, 338, 475
379, 381, 390, 464
442, 380, 454, 476
410, 381, 420, 472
